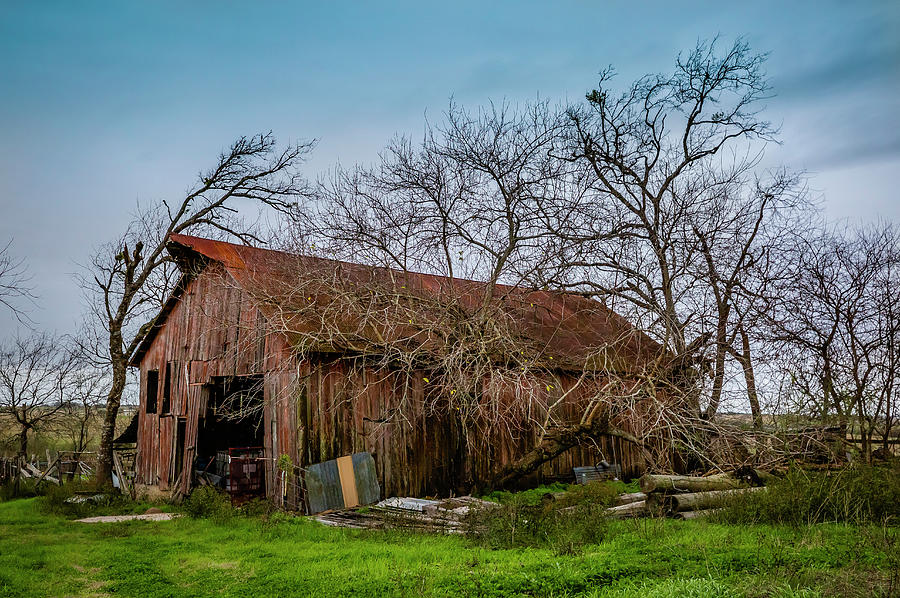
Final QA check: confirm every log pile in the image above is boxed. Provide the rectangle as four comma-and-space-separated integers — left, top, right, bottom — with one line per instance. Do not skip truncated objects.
636, 473, 767, 519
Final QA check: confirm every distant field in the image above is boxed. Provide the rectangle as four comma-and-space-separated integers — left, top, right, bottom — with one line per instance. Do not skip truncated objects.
1, 498, 897, 598
0, 407, 136, 460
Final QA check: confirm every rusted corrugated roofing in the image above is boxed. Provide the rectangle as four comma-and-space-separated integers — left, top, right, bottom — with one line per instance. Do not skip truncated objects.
131, 234, 663, 370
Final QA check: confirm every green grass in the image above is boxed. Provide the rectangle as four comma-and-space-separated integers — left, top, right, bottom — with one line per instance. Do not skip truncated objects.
479, 479, 641, 505
1, 498, 898, 597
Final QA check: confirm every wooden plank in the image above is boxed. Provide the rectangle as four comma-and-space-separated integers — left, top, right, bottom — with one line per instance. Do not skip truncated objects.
336, 455, 359, 508
113, 451, 135, 500
34, 456, 61, 487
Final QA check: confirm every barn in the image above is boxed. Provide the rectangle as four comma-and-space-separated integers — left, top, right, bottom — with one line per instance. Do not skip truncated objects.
129, 234, 666, 508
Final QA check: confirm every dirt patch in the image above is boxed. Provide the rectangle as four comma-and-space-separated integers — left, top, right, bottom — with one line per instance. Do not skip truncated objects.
75, 513, 179, 523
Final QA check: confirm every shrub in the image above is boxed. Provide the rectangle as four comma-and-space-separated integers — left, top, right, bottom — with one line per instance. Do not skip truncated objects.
38, 481, 123, 519
181, 486, 234, 522
479, 482, 570, 505
0, 477, 42, 501
717, 462, 900, 526
559, 481, 619, 509
466, 482, 614, 554
240, 497, 276, 518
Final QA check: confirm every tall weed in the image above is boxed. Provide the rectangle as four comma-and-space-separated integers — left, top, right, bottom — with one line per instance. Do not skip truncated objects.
38, 481, 125, 519
0, 477, 44, 501
717, 462, 900, 526
466, 482, 615, 554
181, 486, 234, 522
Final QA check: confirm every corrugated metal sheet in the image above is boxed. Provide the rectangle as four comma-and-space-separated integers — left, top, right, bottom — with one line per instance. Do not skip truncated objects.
130, 233, 664, 370
306, 452, 380, 514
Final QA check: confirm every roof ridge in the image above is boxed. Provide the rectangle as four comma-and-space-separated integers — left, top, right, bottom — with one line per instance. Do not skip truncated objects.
168, 233, 583, 300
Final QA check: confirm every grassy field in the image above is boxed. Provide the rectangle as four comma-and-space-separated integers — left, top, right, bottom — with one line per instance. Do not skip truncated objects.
1, 497, 897, 598
0, 407, 137, 459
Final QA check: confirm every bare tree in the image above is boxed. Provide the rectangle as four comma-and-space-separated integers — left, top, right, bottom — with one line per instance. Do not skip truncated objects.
296, 101, 576, 291
281, 101, 694, 486
543, 38, 814, 429
80, 133, 314, 485
772, 222, 900, 460
276, 41, 819, 483
692, 170, 809, 423
58, 367, 108, 453
0, 240, 35, 322
0, 334, 77, 460
288, 103, 582, 484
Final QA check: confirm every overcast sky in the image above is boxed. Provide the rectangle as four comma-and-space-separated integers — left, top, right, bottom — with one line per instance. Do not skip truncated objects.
1, 0, 898, 338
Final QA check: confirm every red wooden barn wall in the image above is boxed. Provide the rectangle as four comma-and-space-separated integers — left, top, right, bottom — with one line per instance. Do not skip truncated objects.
134, 264, 649, 502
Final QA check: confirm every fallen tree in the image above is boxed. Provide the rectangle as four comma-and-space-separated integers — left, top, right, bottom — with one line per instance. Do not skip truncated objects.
491, 419, 646, 489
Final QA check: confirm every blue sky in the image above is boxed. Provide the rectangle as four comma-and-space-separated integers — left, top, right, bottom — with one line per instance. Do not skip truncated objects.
1, 0, 898, 336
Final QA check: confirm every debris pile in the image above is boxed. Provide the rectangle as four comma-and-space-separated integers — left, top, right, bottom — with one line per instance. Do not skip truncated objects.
315, 495, 496, 531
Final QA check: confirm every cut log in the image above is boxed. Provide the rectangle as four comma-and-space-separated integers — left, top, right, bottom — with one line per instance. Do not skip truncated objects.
667, 486, 765, 512
605, 500, 647, 519
644, 492, 667, 515
616, 492, 647, 505
639, 474, 745, 494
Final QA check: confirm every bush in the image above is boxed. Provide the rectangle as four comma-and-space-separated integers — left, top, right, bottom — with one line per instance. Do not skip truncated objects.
38, 481, 124, 519
0, 477, 42, 501
717, 462, 900, 526
181, 486, 234, 522
240, 497, 277, 518
466, 482, 615, 554
479, 482, 570, 505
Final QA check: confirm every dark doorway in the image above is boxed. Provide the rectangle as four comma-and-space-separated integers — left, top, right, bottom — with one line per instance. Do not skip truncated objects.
174, 417, 186, 482
194, 375, 265, 496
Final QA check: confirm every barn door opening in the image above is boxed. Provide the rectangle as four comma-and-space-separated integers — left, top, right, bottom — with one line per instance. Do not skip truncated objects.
194, 375, 265, 499
174, 417, 187, 482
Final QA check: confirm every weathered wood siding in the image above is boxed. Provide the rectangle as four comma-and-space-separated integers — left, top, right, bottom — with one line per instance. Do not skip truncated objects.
287, 358, 647, 500
135, 264, 290, 491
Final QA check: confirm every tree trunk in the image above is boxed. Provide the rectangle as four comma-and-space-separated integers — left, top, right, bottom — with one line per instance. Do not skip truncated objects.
705, 306, 729, 419
667, 486, 764, 512
17, 425, 29, 460
96, 357, 127, 487
737, 326, 762, 429
491, 418, 642, 489
605, 500, 647, 518
616, 492, 647, 505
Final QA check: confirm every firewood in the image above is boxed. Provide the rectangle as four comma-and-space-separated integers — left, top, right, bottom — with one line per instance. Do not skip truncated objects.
666, 486, 765, 512
639, 473, 745, 494
605, 500, 647, 519
616, 492, 647, 505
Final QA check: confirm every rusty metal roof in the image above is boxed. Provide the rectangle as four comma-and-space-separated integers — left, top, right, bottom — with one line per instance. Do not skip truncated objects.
131, 234, 663, 370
